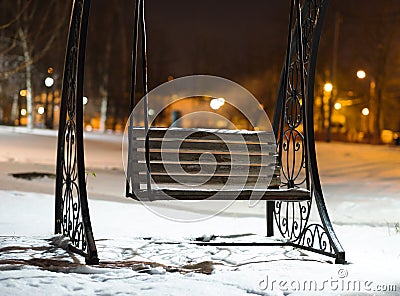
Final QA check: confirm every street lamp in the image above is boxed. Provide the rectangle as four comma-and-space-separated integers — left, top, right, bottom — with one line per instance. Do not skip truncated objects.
324, 82, 333, 93
19, 89, 28, 97
18, 90, 28, 126
361, 108, 370, 140
324, 82, 334, 142
38, 106, 45, 115
356, 70, 366, 79
362, 107, 369, 116
210, 97, 225, 110
356, 69, 375, 141
44, 74, 54, 129
44, 77, 54, 88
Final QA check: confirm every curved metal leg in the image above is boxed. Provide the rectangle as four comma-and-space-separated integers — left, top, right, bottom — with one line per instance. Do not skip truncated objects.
55, 0, 98, 265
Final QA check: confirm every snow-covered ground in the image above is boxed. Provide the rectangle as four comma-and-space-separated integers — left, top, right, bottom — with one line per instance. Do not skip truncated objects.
0, 126, 399, 295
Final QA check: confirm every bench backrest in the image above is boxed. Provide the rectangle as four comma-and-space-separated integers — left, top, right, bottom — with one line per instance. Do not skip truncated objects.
127, 127, 280, 192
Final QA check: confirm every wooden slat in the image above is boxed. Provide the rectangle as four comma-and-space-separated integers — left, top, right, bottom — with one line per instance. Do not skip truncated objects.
131, 140, 276, 153
132, 151, 277, 164
137, 173, 272, 186
133, 188, 311, 201
131, 162, 276, 175
138, 184, 278, 190
131, 127, 275, 143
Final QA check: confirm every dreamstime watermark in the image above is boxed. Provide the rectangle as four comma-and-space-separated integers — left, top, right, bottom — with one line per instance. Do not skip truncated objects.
258, 269, 397, 293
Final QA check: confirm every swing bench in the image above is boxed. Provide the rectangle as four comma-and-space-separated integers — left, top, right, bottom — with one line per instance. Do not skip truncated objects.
127, 126, 310, 201
55, 0, 346, 265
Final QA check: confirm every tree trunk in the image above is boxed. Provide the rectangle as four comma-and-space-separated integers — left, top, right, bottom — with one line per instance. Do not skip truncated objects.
374, 88, 383, 144
18, 27, 33, 129
98, 28, 112, 133
99, 84, 108, 132
10, 92, 19, 125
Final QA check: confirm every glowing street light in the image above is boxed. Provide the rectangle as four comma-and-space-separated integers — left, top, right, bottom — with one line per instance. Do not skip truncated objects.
44, 77, 54, 88
324, 82, 335, 142
83, 96, 88, 105
356, 69, 375, 140
334, 102, 342, 110
20, 109, 27, 116
324, 82, 333, 92
362, 107, 369, 116
210, 97, 225, 110
38, 106, 45, 115
19, 89, 28, 97
356, 70, 366, 79
44, 72, 55, 129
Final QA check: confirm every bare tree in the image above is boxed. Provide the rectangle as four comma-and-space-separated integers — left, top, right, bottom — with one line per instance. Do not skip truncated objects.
365, 2, 400, 141
0, 1, 70, 128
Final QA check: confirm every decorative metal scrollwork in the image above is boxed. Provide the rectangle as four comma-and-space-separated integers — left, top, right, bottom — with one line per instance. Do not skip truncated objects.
274, 0, 315, 242
276, 2, 312, 191
60, 120, 88, 252
55, 0, 98, 264
300, 224, 334, 254
273, 0, 345, 263
282, 129, 306, 188
274, 200, 311, 241
302, 0, 322, 67
66, 47, 78, 120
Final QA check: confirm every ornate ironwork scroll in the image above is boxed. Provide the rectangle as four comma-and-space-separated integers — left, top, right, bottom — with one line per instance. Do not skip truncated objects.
272, 0, 316, 243
55, 0, 98, 264
272, 0, 345, 263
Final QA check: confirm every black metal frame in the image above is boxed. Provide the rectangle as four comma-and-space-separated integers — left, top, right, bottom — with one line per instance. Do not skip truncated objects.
55, 0, 98, 264
270, 0, 345, 264
55, 0, 345, 265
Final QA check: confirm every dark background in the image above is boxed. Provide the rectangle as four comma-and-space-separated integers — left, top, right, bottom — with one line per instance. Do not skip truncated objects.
1, 0, 400, 130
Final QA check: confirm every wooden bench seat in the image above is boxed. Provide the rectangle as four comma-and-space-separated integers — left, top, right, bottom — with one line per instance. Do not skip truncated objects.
127, 127, 311, 201
135, 187, 311, 201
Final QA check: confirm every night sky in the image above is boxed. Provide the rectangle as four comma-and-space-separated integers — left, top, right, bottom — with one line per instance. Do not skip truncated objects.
144, 0, 289, 79
87, 0, 400, 103
83, 0, 293, 115
1, 0, 400, 127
